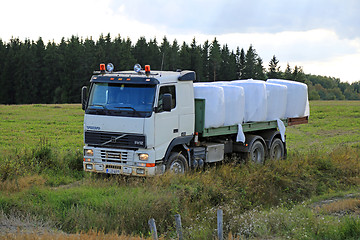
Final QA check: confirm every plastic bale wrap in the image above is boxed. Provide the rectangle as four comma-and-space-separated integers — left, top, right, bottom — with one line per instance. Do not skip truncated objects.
267, 79, 309, 118
210, 82, 245, 126
265, 82, 287, 120
194, 83, 225, 128
230, 79, 267, 122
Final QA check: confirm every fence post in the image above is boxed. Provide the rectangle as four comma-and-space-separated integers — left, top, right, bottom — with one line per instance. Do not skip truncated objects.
148, 218, 158, 240
217, 209, 223, 240
174, 214, 183, 240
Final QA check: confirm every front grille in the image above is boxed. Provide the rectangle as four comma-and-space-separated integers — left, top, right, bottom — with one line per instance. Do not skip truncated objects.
85, 131, 146, 149
100, 150, 132, 164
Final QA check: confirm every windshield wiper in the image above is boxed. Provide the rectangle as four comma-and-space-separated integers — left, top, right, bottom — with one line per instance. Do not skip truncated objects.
88, 104, 109, 114
114, 106, 141, 117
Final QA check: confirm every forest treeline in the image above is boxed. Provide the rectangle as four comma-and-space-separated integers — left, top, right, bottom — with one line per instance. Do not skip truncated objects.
0, 34, 359, 104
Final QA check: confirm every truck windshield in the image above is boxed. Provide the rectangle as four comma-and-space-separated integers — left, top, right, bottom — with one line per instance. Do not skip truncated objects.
86, 83, 156, 117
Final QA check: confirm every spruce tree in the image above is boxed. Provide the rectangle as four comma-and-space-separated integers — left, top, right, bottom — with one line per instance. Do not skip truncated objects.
243, 45, 257, 79
284, 63, 293, 80
179, 41, 191, 70
132, 36, 148, 67
201, 40, 210, 82
267, 55, 281, 79
160, 36, 171, 70
209, 38, 221, 81
255, 57, 266, 80
169, 39, 180, 71
190, 38, 202, 80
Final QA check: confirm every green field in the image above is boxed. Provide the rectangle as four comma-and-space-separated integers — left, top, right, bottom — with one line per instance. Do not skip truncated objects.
0, 101, 359, 239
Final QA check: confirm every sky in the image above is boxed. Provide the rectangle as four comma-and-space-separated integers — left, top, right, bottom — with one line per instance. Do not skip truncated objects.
1, 0, 360, 83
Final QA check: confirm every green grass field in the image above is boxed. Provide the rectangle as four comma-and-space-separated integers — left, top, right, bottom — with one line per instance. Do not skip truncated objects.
0, 101, 359, 239
1, 101, 359, 153
286, 101, 360, 152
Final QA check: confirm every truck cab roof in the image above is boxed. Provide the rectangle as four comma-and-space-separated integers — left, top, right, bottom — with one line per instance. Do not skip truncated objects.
91, 70, 196, 85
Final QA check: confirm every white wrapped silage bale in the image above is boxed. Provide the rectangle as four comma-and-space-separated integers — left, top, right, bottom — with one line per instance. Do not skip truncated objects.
230, 79, 267, 122
265, 82, 287, 120
193, 83, 225, 128
267, 79, 309, 118
208, 82, 245, 126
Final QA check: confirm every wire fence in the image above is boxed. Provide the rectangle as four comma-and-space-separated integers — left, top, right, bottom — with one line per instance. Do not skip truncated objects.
148, 209, 224, 240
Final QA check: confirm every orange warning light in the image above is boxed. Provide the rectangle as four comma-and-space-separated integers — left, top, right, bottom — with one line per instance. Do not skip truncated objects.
100, 64, 106, 72
145, 65, 150, 74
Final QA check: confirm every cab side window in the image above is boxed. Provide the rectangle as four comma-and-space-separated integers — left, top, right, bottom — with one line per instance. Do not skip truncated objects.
158, 85, 176, 112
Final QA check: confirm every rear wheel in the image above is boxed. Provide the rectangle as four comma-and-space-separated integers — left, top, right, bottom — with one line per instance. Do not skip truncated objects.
249, 140, 265, 164
269, 138, 285, 160
166, 152, 188, 174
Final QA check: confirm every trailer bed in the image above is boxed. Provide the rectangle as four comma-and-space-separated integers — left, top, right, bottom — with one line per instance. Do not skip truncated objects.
195, 99, 308, 137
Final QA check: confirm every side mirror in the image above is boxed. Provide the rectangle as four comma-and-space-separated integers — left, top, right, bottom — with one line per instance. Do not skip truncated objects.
81, 86, 88, 110
163, 93, 172, 112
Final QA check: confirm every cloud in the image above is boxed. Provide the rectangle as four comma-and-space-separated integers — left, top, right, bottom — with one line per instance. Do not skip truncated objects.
1, 0, 359, 83
0, 0, 161, 42
115, 0, 360, 39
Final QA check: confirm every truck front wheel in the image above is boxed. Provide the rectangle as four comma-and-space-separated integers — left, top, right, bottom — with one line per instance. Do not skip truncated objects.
269, 138, 284, 160
166, 152, 188, 174
249, 140, 265, 164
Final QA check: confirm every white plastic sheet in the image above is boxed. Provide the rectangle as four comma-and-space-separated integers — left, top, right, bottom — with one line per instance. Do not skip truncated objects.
230, 79, 267, 122
276, 118, 286, 142
193, 83, 225, 128
236, 124, 245, 142
210, 82, 245, 126
267, 79, 309, 118
265, 82, 287, 120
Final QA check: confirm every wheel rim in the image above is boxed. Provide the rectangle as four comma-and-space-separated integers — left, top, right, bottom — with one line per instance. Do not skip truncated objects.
271, 144, 282, 159
169, 160, 184, 173
270, 140, 284, 160
251, 144, 264, 164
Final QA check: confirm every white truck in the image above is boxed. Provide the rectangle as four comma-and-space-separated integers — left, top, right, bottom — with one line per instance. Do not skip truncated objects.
81, 64, 308, 176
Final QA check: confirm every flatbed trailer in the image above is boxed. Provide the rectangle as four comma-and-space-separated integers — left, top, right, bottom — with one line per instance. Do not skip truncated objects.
195, 99, 308, 137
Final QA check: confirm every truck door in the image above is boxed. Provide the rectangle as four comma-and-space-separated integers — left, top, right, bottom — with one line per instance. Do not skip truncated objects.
154, 85, 179, 160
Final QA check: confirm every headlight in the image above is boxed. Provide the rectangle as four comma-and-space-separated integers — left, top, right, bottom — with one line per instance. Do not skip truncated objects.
138, 153, 149, 161
85, 149, 94, 156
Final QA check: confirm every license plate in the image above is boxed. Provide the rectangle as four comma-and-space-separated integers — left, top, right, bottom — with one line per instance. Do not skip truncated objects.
123, 167, 132, 174
106, 168, 120, 174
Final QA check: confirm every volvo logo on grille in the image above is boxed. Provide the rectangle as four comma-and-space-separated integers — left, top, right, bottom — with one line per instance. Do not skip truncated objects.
101, 134, 128, 146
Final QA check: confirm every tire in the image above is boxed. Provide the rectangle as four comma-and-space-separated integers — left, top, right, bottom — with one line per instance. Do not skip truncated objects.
166, 152, 188, 174
248, 140, 265, 164
269, 138, 285, 160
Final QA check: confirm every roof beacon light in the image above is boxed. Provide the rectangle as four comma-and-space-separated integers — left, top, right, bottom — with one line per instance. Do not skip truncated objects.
100, 63, 106, 73
134, 64, 142, 73
106, 63, 114, 72
145, 65, 150, 75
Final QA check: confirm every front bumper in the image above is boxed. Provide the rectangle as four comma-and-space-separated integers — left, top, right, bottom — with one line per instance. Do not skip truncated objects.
83, 146, 162, 176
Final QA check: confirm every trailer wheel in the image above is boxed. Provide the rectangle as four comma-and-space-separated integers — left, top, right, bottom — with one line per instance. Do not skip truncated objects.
166, 152, 188, 174
249, 140, 265, 164
269, 138, 284, 160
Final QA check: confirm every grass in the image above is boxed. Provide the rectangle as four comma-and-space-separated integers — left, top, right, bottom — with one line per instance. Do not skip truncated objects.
0, 101, 360, 239
286, 101, 360, 152
0, 104, 83, 152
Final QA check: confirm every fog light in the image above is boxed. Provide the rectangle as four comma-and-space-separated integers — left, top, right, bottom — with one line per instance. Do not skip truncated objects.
137, 162, 146, 167
86, 164, 93, 170
139, 153, 149, 161
85, 149, 93, 156
136, 168, 145, 174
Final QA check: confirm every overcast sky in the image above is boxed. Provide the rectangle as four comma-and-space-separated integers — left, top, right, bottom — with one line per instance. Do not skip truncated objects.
1, 0, 360, 83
